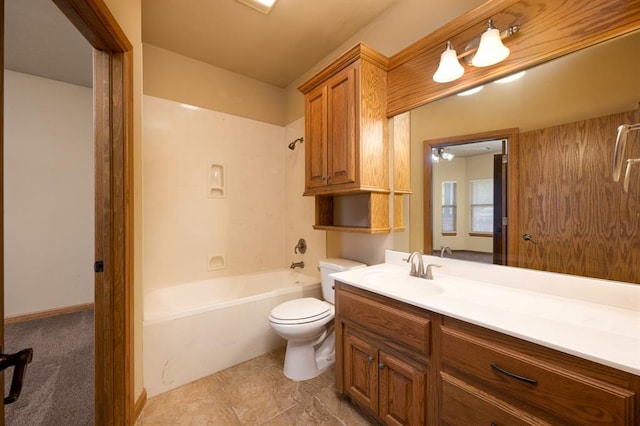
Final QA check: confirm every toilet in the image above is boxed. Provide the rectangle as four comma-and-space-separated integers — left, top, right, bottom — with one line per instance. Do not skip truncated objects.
268, 258, 366, 381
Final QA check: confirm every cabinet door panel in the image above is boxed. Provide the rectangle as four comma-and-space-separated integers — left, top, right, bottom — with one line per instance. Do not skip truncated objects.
327, 66, 357, 186
379, 351, 426, 426
305, 85, 327, 190
344, 330, 378, 414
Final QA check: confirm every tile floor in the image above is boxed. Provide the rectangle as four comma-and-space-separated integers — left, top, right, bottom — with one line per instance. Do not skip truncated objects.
137, 347, 375, 425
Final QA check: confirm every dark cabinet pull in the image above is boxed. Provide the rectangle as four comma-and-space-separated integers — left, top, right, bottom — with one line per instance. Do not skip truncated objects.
490, 363, 537, 385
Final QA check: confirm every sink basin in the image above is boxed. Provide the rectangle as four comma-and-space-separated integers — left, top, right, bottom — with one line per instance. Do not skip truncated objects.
361, 269, 443, 297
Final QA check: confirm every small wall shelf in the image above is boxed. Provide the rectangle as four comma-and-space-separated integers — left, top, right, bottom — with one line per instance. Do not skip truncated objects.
207, 163, 225, 198
313, 192, 390, 234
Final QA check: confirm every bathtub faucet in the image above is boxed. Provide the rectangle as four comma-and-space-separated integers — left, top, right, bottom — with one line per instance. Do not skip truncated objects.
290, 261, 305, 270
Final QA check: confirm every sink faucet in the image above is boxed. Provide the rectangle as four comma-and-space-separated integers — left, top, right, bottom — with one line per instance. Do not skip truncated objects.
406, 252, 425, 278
440, 246, 452, 258
424, 264, 442, 280
290, 261, 304, 269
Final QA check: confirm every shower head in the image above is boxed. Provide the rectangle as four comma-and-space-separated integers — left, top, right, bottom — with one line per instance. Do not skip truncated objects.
288, 137, 304, 150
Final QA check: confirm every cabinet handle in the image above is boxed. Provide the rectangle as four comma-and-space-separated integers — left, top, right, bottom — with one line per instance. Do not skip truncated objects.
490, 363, 537, 385
378, 362, 385, 370
367, 355, 374, 363
491, 423, 497, 426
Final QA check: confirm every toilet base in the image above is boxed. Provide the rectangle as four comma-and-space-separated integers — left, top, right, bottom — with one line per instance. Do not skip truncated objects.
283, 328, 335, 381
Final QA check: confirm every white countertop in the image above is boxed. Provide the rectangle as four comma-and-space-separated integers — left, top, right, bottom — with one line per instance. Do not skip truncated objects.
331, 250, 640, 376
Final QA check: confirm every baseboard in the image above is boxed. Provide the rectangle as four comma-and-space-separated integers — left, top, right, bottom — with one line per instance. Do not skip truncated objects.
134, 388, 147, 422
4, 302, 94, 324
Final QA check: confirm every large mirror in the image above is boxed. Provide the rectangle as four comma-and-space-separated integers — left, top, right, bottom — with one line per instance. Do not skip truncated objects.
394, 29, 640, 284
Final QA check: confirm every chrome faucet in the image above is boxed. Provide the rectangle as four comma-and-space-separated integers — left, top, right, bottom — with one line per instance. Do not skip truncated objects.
290, 261, 304, 270
406, 252, 425, 278
440, 246, 452, 258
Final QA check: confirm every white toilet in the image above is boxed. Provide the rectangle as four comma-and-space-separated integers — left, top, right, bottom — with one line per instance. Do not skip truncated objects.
268, 258, 366, 381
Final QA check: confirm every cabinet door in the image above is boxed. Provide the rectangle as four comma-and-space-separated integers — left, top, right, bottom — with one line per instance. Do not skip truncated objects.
379, 351, 426, 426
326, 65, 357, 187
344, 330, 378, 415
304, 84, 328, 191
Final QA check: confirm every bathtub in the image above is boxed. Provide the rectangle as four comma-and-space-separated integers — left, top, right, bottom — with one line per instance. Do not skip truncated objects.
143, 269, 321, 397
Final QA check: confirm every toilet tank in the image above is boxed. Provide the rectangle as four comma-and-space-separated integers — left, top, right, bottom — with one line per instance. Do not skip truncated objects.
319, 258, 366, 304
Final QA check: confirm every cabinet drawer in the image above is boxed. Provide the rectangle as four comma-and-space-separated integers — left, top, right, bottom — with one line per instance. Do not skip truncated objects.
441, 326, 635, 425
441, 372, 550, 426
338, 288, 430, 356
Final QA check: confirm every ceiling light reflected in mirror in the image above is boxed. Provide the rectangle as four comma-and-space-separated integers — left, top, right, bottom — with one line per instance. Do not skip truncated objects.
236, 0, 278, 14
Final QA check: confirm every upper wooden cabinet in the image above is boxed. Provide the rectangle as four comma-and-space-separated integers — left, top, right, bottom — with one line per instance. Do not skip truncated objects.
299, 43, 389, 196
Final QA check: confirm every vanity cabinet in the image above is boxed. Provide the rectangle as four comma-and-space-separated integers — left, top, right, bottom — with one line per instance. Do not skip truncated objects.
440, 317, 638, 425
335, 282, 431, 425
298, 43, 391, 233
335, 281, 640, 425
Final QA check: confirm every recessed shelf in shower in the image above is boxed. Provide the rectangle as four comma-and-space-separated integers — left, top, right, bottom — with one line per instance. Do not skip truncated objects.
207, 254, 226, 271
208, 163, 225, 198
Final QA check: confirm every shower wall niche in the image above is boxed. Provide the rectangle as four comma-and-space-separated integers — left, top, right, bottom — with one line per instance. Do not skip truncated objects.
208, 163, 225, 198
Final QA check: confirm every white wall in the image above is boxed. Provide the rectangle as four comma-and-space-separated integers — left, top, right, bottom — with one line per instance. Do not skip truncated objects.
4, 70, 94, 317
142, 96, 323, 295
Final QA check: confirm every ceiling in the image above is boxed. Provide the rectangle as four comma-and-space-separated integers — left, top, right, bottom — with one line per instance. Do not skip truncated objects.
5, 0, 399, 89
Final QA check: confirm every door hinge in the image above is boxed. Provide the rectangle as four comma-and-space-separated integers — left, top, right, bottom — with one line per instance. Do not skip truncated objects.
502, 217, 508, 226
94, 261, 104, 273
502, 154, 508, 164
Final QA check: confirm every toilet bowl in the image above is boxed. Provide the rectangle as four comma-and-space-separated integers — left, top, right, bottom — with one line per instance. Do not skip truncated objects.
268, 258, 366, 381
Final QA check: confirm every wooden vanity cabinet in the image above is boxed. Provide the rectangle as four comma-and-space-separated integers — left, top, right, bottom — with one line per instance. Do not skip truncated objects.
335, 282, 431, 425
440, 317, 639, 425
335, 282, 640, 425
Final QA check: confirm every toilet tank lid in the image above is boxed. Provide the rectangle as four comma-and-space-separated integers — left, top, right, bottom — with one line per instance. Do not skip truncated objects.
319, 258, 367, 271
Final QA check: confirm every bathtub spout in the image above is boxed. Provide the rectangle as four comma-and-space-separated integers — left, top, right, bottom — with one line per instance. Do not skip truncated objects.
290, 261, 305, 270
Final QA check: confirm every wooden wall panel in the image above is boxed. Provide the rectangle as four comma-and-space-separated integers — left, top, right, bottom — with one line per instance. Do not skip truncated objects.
387, 0, 640, 116
518, 109, 640, 283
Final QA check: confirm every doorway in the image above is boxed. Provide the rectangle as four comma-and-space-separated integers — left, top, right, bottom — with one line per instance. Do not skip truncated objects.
424, 128, 518, 265
1, 0, 133, 423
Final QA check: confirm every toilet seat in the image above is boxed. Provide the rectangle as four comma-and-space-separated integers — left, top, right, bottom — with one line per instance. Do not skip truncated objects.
269, 298, 333, 325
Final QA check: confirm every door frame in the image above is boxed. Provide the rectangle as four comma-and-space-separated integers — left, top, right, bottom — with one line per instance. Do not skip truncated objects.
49, 1, 133, 423
423, 128, 519, 265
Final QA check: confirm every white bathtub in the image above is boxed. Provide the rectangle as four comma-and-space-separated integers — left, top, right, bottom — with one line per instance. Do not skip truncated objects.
143, 269, 321, 397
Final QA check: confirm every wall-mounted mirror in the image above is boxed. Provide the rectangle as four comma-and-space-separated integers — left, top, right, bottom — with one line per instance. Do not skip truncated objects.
394, 29, 640, 283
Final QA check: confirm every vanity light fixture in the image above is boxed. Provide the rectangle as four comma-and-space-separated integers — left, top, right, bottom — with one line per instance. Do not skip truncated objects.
235, 0, 278, 14
433, 41, 465, 83
471, 19, 511, 67
432, 148, 455, 163
432, 19, 520, 83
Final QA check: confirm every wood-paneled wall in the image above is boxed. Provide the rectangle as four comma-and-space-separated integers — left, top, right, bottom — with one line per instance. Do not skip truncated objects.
517, 109, 640, 283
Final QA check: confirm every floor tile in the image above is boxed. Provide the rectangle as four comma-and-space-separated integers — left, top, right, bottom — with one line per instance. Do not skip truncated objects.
140, 348, 374, 426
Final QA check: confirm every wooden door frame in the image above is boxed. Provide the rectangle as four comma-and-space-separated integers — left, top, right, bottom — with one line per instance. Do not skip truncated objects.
423, 128, 519, 265
51, 1, 133, 424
